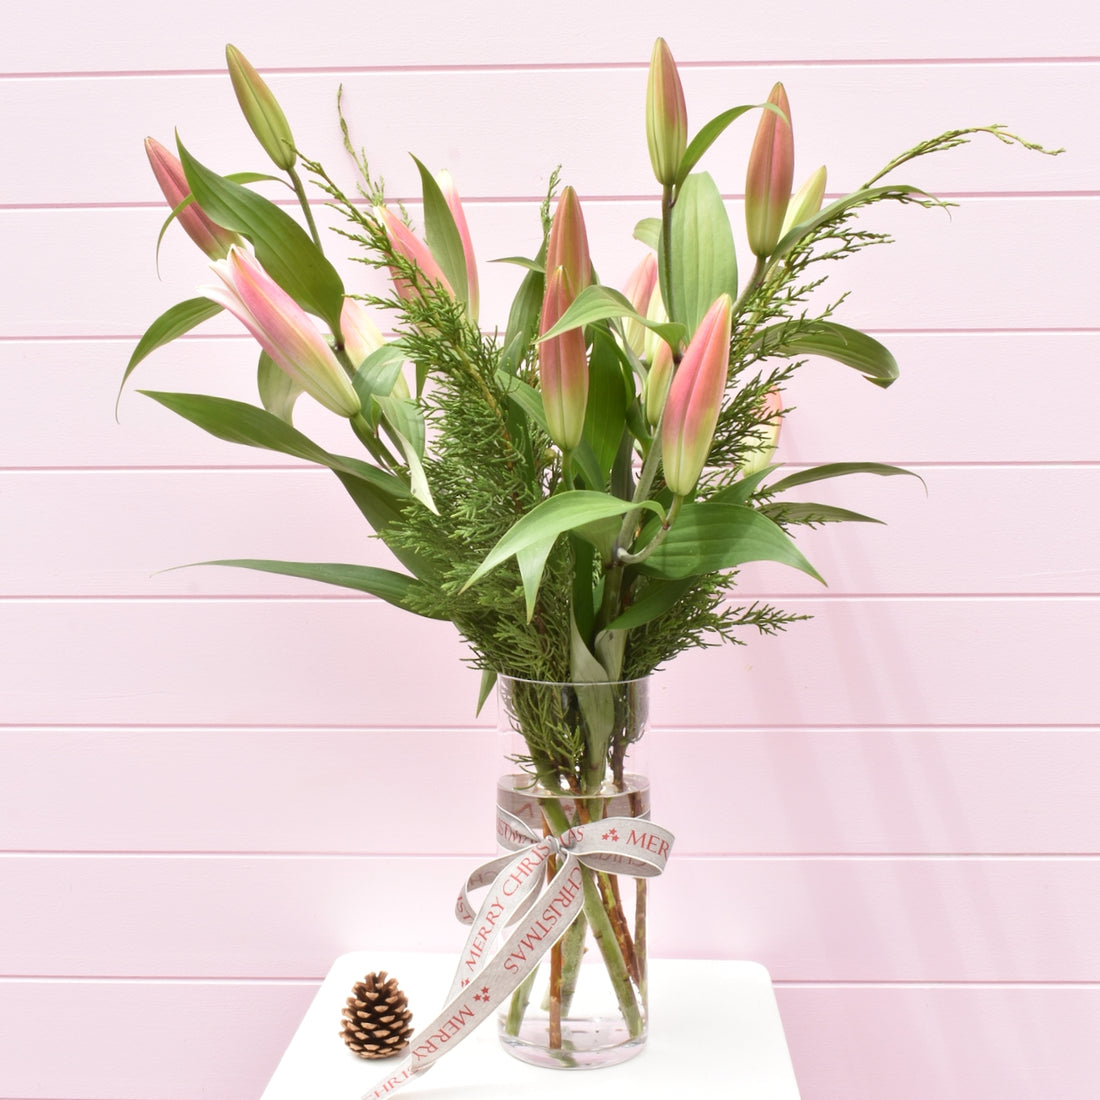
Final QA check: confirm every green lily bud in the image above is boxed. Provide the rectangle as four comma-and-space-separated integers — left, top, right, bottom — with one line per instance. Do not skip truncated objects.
646, 37, 688, 187
644, 339, 674, 428
225, 44, 297, 171
780, 165, 827, 239
738, 388, 783, 477
622, 252, 658, 357
745, 82, 794, 259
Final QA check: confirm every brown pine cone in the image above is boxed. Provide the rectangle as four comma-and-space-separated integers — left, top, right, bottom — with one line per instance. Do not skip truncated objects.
340, 970, 414, 1059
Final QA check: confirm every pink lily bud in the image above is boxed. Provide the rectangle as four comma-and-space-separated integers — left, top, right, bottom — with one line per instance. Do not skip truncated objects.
745, 82, 795, 259
738, 388, 783, 477
646, 37, 688, 188
622, 252, 658, 357
546, 186, 593, 297
539, 266, 589, 452
144, 137, 240, 260
644, 339, 674, 428
225, 44, 297, 171
780, 165, 827, 238
661, 293, 733, 496
436, 169, 480, 322
203, 246, 361, 418
374, 204, 454, 303
340, 297, 385, 369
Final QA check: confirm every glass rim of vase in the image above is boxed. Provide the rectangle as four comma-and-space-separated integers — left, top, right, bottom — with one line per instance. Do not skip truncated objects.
496, 673, 650, 689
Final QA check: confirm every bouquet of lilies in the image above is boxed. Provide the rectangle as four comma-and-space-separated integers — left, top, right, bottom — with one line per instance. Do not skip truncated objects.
125, 40, 1052, 798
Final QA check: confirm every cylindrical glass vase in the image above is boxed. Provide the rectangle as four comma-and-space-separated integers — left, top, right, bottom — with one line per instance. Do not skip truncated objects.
495, 675, 650, 1070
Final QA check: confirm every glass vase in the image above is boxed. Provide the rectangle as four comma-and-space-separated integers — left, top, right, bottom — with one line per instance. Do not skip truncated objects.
495, 675, 650, 1069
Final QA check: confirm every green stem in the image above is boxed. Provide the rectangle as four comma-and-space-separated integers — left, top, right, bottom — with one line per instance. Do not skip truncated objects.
288, 166, 323, 251
504, 966, 539, 1037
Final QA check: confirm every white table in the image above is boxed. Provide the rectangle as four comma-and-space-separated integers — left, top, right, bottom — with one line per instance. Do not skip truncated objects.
262, 951, 802, 1099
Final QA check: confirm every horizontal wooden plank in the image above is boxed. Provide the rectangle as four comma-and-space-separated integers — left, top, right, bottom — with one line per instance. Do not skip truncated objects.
3, 466, 1097, 597
4, 0, 1094, 71
1, 977, 1094, 1100
4, 196, 1094, 338
4, 63, 1087, 207
0, 598, 1093, 726
3, 727, 1098, 855
0, 977, 314, 1099
776, 984, 1100, 1100
5, 332, 1097, 469
1, 854, 1097, 981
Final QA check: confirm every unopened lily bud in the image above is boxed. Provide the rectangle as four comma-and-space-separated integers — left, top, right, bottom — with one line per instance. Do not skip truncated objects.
374, 204, 454, 303
340, 297, 385, 369
546, 186, 592, 297
780, 165, 827, 238
539, 266, 589, 452
622, 253, 658, 357
738, 388, 783, 477
661, 293, 733, 496
642, 280, 669, 364
225, 44, 297, 171
644, 339, 674, 427
745, 82, 795, 259
144, 137, 241, 260
436, 169, 480, 322
204, 246, 361, 418
646, 37, 688, 187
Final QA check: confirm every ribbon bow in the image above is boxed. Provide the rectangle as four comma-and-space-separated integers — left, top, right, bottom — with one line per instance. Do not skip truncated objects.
361, 806, 674, 1099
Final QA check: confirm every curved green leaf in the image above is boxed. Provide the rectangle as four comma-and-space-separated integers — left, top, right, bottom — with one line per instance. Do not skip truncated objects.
539, 284, 685, 349
197, 559, 444, 616
674, 104, 759, 187
176, 138, 345, 332
604, 577, 694, 631
767, 462, 923, 494
638, 501, 824, 584
761, 502, 883, 525
633, 218, 661, 249
461, 491, 666, 619
663, 172, 738, 337
411, 155, 469, 308
753, 321, 899, 388
120, 297, 224, 407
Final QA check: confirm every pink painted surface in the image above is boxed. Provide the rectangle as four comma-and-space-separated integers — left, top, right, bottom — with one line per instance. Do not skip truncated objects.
3, 7, 1097, 1099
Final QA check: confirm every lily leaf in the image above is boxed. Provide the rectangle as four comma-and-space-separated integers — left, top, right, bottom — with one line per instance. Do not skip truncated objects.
633, 218, 661, 249
662, 172, 738, 337
461, 491, 665, 620
752, 321, 900, 388
411, 155, 469, 309
539, 284, 685, 349
761, 502, 884, 525
604, 577, 695, 631
195, 559, 444, 616
176, 138, 345, 333
119, 297, 223, 408
638, 500, 824, 584
257, 349, 301, 424
767, 462, 924, 494
675, 104, 759, 186
352, 343, 408, 405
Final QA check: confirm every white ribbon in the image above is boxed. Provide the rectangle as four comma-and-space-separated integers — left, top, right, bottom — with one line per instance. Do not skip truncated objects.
361, 807, 674, 1099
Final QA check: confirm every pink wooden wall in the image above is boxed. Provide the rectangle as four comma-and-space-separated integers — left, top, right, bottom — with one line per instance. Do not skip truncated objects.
2, 2, 1097, 1096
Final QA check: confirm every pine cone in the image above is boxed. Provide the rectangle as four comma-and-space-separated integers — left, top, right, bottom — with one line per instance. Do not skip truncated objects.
340, 970, 414, 1059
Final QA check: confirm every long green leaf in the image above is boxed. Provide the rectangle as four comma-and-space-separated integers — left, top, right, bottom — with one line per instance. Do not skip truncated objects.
176, 139, 345, 332
638, 501, 824, 583
411, 155, 469, 308
767, 462, 922, 494
604, 577, 694, 631
633, 218, 661, 249
753, 321, 900, 388
139, 390, 413, 497
461, 491, 665, 618
663, 172, 738, 337
539, 284, 685, 349
197, 559, 443, 615
675, 104, 759, 186
120, 297, 223, 406
582, 330, 629, 484
760, 502, 883, 525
